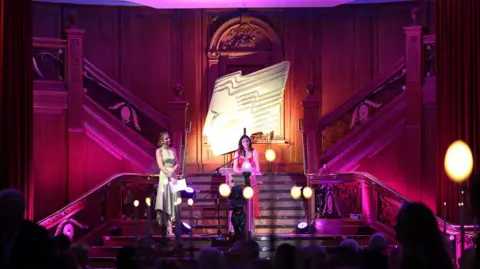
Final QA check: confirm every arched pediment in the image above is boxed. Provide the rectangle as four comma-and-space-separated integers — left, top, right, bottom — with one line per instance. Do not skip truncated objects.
208, 15, 282, 57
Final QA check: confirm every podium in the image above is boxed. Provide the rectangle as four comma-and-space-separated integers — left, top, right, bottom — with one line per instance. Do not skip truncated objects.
220, 168, 261, 237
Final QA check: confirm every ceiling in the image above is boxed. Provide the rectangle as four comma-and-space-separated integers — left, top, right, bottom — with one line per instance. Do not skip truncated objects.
35, 0, 412, 8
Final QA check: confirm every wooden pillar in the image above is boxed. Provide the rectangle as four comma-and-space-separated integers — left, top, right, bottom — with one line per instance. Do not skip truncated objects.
302, 83, 321, 221
64, 16, 85, 202
403, 25, 423, 125
403, 24, 424, 202
302, 83, 321, 174
168, 83, 189, 176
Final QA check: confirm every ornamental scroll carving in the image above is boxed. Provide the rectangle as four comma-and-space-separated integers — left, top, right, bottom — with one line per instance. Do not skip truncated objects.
208, 15, 282, 57
219, 23, 266, 51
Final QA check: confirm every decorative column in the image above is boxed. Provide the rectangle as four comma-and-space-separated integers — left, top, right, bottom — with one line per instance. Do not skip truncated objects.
302, 83, 321, 221
64, 13, 86, 202
168, 83, 189, 176
403, 13, 424, 202
301, 83, 321, 174
403, 23, 423, 125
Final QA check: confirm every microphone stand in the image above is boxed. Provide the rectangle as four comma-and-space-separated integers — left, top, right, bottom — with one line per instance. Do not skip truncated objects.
211, 153, 244, 175
209, 152, 244, 237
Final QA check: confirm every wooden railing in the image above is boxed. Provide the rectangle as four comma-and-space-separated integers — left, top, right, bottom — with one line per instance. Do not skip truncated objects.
37, 173, 159, 240
319, 58, 406, 157
307, 172, 474, 262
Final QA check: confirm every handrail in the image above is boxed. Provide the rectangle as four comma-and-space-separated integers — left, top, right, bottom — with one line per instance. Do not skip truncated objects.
37, 173, 158, 229
33, 37, 67, 49
308, 171, 476, 232
83, 59, 170, 130
319, 57, 405, 129
423, 34, 436, 45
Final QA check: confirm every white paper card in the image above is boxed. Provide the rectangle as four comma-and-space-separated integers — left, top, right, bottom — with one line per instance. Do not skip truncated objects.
169, 179, 187, 193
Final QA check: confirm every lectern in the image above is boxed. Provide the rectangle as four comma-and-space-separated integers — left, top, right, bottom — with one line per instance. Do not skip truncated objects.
220, 168, 261, 237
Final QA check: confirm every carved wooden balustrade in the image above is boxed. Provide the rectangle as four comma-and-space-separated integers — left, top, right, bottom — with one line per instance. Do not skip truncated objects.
37, 173, 159, 243
307, 172, 475, 263
318, 58, 406, 157
423, 34, 436, 78
32, 36, 171, 148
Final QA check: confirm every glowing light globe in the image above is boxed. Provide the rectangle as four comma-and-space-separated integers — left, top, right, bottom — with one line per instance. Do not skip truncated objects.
243, 186, 254, 199
176, 197, 182, 205
219, 183, 231, 197
265, 149, 276, 162
444, 140, 473, 182
145, 197, 151, 206
241, 159, 252, 172
291, 186, 301, 199
133, 200, 139, 207
302, 186, 313, 199
187, 198, 194, 206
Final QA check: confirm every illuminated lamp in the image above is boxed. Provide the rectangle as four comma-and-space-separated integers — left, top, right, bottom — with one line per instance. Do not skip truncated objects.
291, 186, 301, 199
243, 186, 254, 199
444, 140, 473, 182
219, 183, 231, 197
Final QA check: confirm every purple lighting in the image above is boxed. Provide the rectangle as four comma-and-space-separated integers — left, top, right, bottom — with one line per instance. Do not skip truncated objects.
119, 0, 352, 8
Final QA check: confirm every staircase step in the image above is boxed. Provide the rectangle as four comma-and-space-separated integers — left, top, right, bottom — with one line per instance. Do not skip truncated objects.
259, 209, 306, 217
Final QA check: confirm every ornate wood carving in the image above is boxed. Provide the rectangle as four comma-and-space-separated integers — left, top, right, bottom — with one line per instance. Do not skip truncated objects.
206, 14, 284, 147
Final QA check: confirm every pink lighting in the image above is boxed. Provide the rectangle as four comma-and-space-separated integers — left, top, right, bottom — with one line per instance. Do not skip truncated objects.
119, 0, 352, 8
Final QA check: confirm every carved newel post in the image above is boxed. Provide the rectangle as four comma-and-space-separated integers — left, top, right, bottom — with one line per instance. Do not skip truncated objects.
168, 83, 189, 176
65, 13, 86, 201
302, 83, 321, 221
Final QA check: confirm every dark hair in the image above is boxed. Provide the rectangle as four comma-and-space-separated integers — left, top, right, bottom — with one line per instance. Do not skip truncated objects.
237, 135, 253, 155
157, 131, 171, 148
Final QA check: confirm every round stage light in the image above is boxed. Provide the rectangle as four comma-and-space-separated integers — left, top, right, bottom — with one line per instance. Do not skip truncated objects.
219, 183, 231, 197
176, 197, 182, 205
302, 186, 313, 199
296, 221, 309, 234
181, 222, 192, 234
145, 197, 151, 206
182, 187, 196, 199
187, 198, 194, 206
265, 149, 276, 162
291, 186, 301, 199
444, 140, 473, 182
133, 200, 139, 207
243, 186, 254, 199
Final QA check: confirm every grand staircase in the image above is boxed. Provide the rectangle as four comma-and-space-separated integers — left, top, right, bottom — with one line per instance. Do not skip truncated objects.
33, 30, 474, 268
54, 173, 395, 268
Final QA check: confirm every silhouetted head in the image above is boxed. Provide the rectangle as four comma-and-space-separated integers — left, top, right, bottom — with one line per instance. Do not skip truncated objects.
273, 243, 296, 269
369, 232, 387, 251
0, 188, 25, 234
395, 202, 442, 248
157, 131, 172, 148
55, 234, 72, 251
197, 247, 226, 269
237, 135, 253, 154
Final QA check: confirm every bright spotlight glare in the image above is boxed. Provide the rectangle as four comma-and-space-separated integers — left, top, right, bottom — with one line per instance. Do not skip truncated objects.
243, 186, 254, 199
444, 140, 473, 182
219, 183, 231, 197
291, 186, 301, 199
265, 149, 276, 162
302, 186, 313, 199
